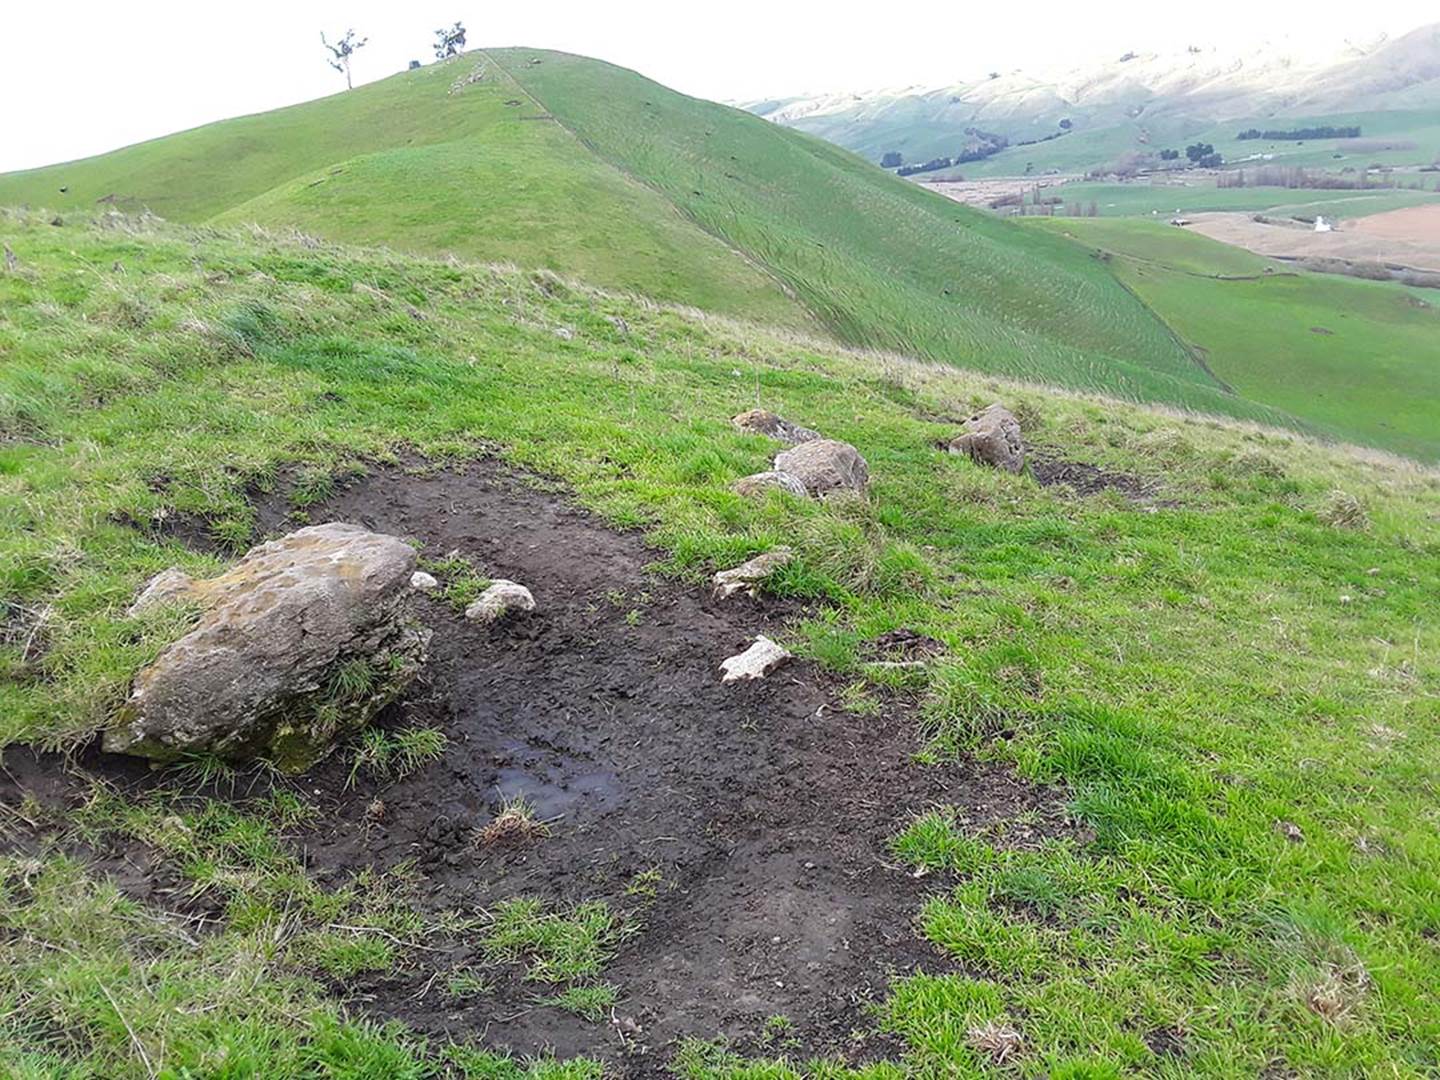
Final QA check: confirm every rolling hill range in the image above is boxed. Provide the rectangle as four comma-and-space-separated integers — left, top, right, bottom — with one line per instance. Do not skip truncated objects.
0, 49, 1291, 429
748, 23, 1440, 173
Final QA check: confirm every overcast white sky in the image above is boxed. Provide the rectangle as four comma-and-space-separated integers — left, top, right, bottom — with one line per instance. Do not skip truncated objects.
1, 2, 1433, 172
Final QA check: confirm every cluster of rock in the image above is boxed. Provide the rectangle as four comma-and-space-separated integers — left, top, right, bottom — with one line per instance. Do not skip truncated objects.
105, 400, 1028, 765
731, 409, 869, 499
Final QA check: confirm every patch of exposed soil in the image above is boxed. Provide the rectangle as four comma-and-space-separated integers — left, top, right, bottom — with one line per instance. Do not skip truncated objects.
1029, 448, 1163, 503
4, 458, 1078, 1071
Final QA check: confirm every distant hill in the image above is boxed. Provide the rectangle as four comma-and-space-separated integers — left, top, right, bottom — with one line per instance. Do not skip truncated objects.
0, 48, 1272, 423
747, 23, 1440, 172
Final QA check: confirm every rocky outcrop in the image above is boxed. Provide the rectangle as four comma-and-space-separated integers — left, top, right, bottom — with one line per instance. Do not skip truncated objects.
732, 409, 821, 446
465, 580, 535, 622
773, 439, 869, 497
713, 547, 794, 599
720, 636, 792, 683
106, 524, 427, 772
947, 403, 1024, 473
733, 471, 808, 499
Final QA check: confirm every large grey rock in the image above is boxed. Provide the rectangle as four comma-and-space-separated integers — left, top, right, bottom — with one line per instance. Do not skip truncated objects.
106, 523, 426, 772
732, 409, 821, 446
733, 471, 808, 499
948, 403, 1024, 473
773, 439, 869, 497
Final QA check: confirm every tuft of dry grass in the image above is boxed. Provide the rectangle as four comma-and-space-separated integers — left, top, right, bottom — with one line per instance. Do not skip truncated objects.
967, 1019, 1024, 1064
1318, 489, 1369, 529
475, 794, 551, 848
1294, 960, 1371, 1026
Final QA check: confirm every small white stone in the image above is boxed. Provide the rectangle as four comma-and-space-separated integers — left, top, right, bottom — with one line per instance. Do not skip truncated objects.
720, 635, 791, 683
409, 571, 439, 591
465, 580, 535, 622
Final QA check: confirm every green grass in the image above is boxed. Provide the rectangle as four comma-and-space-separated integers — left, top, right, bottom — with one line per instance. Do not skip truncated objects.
483, 899, 628, 983
2, 211, 1439, 1075
1030, 218, 1440, 460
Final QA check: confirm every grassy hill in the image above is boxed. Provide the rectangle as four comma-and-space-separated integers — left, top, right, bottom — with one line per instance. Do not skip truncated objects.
3, 208, 1439, 1077
1029, 219, 1440, 460
0, 58, 809, 330
0, 50, 1297, 429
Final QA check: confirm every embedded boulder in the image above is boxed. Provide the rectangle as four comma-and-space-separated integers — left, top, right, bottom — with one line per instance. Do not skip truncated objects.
773, 439, 869, 497
733, 471, 808, 499
947, 403, 1024, 473
105, 523, 427, 772
732, 409, 821, 446
712, 547, 794, 600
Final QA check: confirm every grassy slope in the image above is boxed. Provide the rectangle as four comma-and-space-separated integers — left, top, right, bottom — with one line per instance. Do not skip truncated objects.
0, 60, 808, 328
3, 210, 1440, 1077
1031, 219, 1440, 460
489, 50, 1301, 424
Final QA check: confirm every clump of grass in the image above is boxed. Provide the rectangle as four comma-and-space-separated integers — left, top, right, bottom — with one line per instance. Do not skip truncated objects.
475, 793, 550, 847
1318, 488, 1369, 529
346, 725, 448, 788
445, 968, 495, 999
623, 867, 664, 900
303, 931, 395, 979
419, 551, 491, 612
541, 983, 617, 1022
483, 898, 628, 983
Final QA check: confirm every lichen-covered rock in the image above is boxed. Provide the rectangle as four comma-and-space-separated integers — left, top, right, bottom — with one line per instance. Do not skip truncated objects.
732, 409, 821, 446
720, 636, 792, 683
733, 471, 808, 499
713, 547, 794, 600
106, 523, 426, 772
465, 580, 535, 622
773, 439, 869, 497
948, 403, 1024, 473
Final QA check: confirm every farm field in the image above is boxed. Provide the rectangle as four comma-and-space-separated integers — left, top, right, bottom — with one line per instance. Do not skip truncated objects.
1184, 208, 1440, 273
1032, 217, 1440, 460
1026, 180, 1440, 221
3, 209, 1440, 1077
